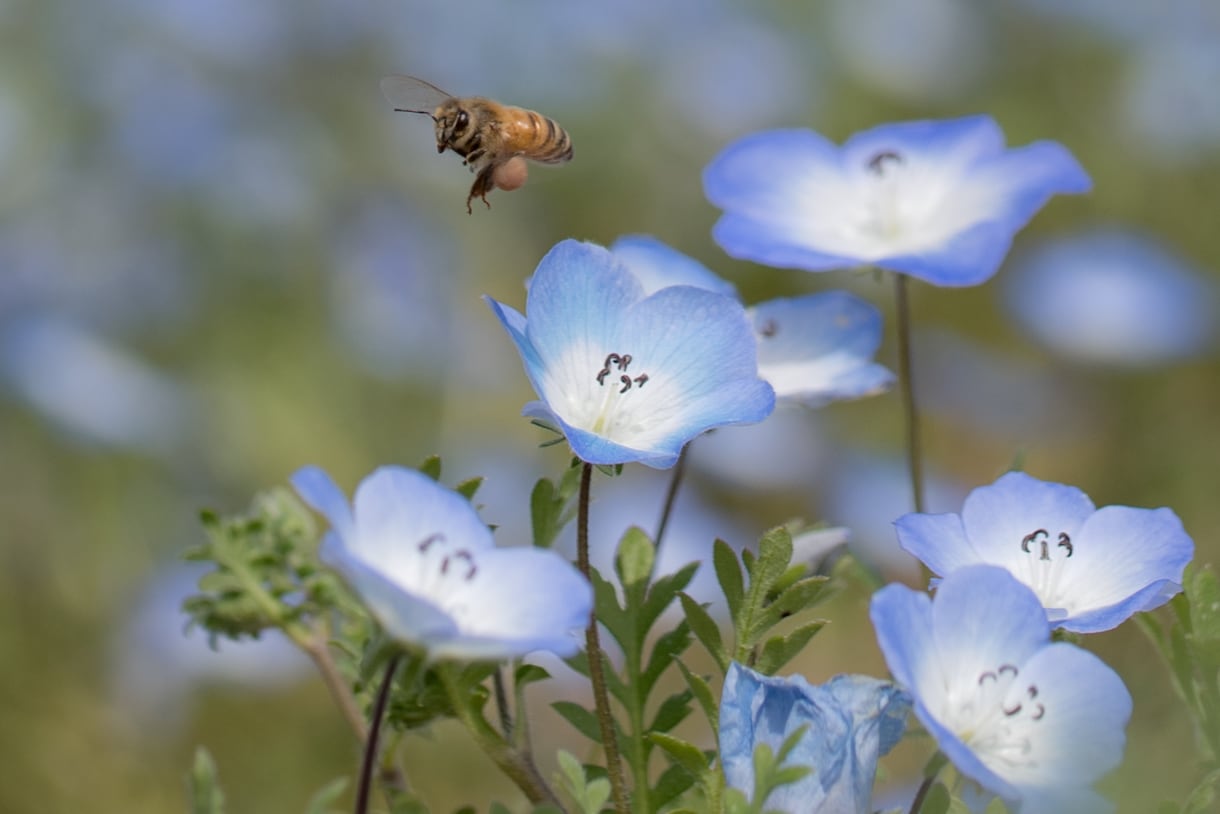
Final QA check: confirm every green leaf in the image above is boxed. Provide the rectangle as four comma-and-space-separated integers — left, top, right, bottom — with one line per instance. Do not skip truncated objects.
616, 527, 656, 610
652, 763, 697, 810
186, 748, 226, 814
302, 777, 348, 814
1183, 767, 1220, 814
679, 593, 728, 673
514, 663, 552, 688
641, 623, 693, 699
713, 539, 745, 622
754, 621, 827, 675
454, 476, 483, 501
749, 528, 794, 599
649, 732, 711, 778
647, 689, 693, 734
754, 576, 831, 632
983, 797, 1011, 813
554, 750, 611, 814
641, 562, 699, 636
918, 782, 951, 814
1188, 565, 1220, 643
418, 455, 442, 480
675, 660, 718, 731
552, 701, 605, 743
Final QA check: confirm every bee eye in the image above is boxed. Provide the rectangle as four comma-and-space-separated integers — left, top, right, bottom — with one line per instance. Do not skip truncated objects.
455, 111, 469, 131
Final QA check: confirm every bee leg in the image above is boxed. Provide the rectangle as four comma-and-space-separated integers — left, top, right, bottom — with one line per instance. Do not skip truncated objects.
466, 167, 496, 214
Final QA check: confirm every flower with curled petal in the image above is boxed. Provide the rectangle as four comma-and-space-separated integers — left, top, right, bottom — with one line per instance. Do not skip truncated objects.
895, 471, 1194, 633
291, 465, 591, 661
486, 239, 775, 469
871, 565, 1133, 813
703, 115, 1090, 287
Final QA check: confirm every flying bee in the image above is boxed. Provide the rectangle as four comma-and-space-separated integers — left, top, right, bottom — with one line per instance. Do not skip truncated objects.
379, 75, 573, 214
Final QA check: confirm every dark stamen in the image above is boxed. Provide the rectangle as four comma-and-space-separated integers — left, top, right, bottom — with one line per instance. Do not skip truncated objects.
619, 375, 632, 394
634, 374, 649, 388
418, 533, 445, 553
1058, 532, 1073, 557
867, 150, 903, 175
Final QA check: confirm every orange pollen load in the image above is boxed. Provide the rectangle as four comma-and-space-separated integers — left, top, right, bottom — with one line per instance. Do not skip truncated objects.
493, 157, 529, 191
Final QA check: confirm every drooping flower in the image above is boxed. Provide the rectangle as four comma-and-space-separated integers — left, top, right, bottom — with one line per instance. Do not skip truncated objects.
291, 465, 592, 661
703, 115, 1090, 287
608, 235, 894, 407
719, 662, 910, 814
486, 239, 775, 469
895, 470, 1194, 633
871, 565, 1133, 813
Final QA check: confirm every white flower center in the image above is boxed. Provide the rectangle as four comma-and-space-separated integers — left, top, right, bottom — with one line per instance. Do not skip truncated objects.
545, 348, 667, 445
413, 532, 478, 616
942, 663, 1045, 776
1011, 527, 1076, 618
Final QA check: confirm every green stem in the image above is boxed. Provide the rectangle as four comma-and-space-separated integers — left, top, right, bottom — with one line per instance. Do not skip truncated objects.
355, 656, 400, 814
907, 774, 936, 814
437, 664, 561, 807
492, 667, 513, 738
894, 273, 925, 513
577, 463, 631, 814
653, 446, 688, 555
623, 625, 651, 814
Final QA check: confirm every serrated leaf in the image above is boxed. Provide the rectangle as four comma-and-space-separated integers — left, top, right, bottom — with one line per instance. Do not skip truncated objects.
750, 528, 794, 597
1182, 767, 1220, 814
186, 747, 226, 814
641, 562, 699, 636
649, 732, 711, 778
552, 701, 605, 743
754, 620, 827, 675
647, 689, 693, 734
530, 478, 563, 549
755, 576, 831, 630
679, 593, 728, 673
641, 623, 693, 699
302, 777, 348, 814
714, 539, 745, 622
676, 660, 718, 730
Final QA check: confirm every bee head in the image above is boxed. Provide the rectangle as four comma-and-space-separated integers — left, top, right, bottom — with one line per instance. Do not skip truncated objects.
434, 100, 471, 154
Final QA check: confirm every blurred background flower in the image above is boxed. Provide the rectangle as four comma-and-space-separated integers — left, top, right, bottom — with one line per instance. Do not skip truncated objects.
1, 0, 1216, 812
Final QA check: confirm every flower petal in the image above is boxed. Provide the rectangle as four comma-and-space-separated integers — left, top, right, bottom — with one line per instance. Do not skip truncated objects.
291, 465, 354, 539
1054, 505, 1193, 632
610, 234, 738, 297
893, 510, 977, 577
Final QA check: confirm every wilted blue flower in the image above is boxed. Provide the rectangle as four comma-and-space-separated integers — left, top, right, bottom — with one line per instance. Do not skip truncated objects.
719, 662, 910, 813
1004, 229, 1217, 366
871, 566, 1133, 813
896, 471, 1194, 633
486, 239, 774, 469
292, 465, 592, 661
609, 236, 893, 407
703, 115, 1090, 287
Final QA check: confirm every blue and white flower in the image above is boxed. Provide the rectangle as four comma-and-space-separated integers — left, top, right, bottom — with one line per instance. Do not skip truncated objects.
703, 115, 1090, 287
719, 662, 910, 814
871, 565, 1133, 813
609, 235, 894, 407
487, 239, 775, 469
895, 471, 1194, 633
291, 465, 592, 661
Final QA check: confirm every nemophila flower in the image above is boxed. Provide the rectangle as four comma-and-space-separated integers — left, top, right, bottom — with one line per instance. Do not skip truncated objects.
720, 662, 911, 814
896, 471, 1194, 633
703, 115, 1090, 287
609, 235, 894, 407
486, 239, 774, 469
871, 565, 1133, 813
291, 465, 591, 661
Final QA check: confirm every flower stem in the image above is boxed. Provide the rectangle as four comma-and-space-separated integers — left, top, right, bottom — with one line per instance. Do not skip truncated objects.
653, 446, 688, 555
492, 668, 513, 738
355, 656, 400, 814
301, 631, 369, 742
577, 462, 630, 814
893, 273, 925, 513
907, 774, 936, 814
437, 664, 560, 807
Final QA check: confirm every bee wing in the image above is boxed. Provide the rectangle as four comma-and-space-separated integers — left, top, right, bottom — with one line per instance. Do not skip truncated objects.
379, 75, 453, 115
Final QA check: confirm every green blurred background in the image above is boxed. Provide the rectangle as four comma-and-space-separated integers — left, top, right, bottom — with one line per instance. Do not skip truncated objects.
1, 0, 1217, 811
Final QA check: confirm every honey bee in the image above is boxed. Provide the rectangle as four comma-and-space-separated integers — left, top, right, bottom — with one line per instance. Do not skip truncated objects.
380, 75, 573, 213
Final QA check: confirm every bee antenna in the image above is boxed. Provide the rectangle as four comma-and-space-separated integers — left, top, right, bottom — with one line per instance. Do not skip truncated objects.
392, 107, 435, 117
